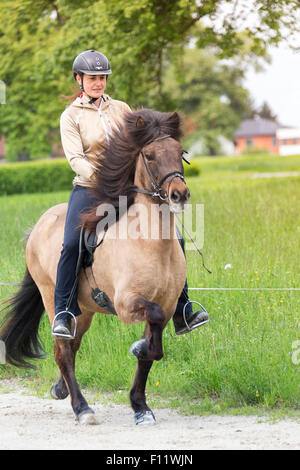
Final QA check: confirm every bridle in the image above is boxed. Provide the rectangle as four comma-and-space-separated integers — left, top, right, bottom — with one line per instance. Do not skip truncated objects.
133, 136, 212, 273
134, 135, 190, 201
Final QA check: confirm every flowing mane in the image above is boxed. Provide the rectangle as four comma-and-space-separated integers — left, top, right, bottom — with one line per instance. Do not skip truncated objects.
81, 108, 182, 232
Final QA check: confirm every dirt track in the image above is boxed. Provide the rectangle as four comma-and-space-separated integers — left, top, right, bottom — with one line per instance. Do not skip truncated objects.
0, 380, 299, 450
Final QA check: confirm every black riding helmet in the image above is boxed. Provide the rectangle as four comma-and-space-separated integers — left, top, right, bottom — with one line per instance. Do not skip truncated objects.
72, 49, 112, 96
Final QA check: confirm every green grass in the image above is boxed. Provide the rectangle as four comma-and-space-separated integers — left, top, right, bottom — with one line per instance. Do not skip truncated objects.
0, 154, 300, 415
192, 152, 300, 179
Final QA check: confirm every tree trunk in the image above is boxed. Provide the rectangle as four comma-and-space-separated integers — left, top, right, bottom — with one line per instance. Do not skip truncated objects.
18, 153, 30, 162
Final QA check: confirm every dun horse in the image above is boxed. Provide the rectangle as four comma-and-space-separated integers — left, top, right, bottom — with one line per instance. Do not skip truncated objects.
0, 109, 191, 425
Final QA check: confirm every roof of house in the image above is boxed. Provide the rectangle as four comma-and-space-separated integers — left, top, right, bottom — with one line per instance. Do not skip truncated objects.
234, 119, 285, 137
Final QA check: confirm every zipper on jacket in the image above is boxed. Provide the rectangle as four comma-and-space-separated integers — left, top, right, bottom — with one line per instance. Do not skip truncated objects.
97, 98, 112, 145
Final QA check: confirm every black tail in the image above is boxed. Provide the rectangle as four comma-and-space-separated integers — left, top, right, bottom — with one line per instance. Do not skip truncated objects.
0, 267, 45, 369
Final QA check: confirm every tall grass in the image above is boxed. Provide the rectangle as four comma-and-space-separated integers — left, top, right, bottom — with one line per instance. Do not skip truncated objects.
0, 156, 299, 413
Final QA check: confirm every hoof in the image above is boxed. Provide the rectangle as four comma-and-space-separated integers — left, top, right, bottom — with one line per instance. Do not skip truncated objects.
50, 383, 69, 400
76, 408, 98, 425
130, 339, 148, 360
134, 410, 156, 426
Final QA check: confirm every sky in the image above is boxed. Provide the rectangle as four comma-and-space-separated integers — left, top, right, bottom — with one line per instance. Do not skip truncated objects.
244, 42, 300, 128
200, 1, 300, 128
208, 0, 300, 129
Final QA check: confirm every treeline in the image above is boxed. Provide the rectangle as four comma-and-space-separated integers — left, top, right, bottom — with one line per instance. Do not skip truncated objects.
0, 0, 298, 160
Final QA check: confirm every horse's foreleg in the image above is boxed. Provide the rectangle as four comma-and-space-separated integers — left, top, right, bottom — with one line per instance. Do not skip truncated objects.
50, 374, 69, 400
126, 297, 165, 362
130, 359, 156, 425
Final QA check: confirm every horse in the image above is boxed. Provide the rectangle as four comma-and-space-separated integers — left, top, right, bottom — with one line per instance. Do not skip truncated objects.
0, 109, 191, 425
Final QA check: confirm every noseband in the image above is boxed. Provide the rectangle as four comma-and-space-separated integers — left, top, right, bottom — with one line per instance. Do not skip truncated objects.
135, 135, 189, 201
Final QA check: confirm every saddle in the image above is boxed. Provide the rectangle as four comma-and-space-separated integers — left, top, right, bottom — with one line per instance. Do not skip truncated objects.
76, 227, 99, 275
76, 227, 117, 316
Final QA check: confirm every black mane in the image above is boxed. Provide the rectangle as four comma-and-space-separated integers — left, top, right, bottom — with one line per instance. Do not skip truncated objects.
81, 108, 182, 231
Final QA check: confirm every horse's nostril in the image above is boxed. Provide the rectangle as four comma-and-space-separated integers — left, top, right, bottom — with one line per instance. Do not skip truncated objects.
171, 190, 181, 203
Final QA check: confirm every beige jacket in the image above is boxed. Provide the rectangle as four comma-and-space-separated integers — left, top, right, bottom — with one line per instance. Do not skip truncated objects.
60, 93, 131, 187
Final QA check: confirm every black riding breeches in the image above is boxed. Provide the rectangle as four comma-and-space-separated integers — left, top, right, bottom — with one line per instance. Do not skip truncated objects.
54, 185, 189, 317
54, 185, 98, 317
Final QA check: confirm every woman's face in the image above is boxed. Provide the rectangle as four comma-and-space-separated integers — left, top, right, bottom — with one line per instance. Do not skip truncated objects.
76, 73, 107, 98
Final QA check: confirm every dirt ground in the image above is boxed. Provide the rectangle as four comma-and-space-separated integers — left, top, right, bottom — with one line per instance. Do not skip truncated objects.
0, 379, 299, 450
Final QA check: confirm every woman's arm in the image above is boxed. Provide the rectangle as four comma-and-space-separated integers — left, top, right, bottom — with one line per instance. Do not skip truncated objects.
60, 111, 95, 180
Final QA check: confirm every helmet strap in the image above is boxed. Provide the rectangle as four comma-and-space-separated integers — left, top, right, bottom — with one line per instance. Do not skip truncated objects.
79, 73, 84, 92
79, 73, 95, 103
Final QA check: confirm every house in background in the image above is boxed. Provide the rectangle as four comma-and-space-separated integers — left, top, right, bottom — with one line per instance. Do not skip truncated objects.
234, 118, 300, 155
276, 127, 300, 155
234, 119, 282, 154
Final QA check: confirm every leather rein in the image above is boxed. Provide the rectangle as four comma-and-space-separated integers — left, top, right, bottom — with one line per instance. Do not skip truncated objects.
134, 135, 190, 201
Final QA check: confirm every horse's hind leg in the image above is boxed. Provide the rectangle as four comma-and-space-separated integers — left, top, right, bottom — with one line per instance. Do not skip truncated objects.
39, 284, 96, 424
130, 359, 156, 425
54, 313, 97, 424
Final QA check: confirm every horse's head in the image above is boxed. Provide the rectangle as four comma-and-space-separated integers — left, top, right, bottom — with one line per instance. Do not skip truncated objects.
131, 111, 191, 213
80, 108, 192, 233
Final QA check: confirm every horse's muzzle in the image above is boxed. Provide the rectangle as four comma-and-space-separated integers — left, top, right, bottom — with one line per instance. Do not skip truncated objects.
169, 185, 191, 213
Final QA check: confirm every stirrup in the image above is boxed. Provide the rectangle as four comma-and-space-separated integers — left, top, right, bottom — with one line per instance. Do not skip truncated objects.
51, 311, 77, 340
182, 300, 209, 332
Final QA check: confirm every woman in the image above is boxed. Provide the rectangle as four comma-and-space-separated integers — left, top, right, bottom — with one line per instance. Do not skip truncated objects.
53, 49, 209, 339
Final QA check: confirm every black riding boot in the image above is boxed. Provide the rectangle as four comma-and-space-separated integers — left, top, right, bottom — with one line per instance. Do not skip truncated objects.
173, 288, 209, 335
52, 313, 74, 339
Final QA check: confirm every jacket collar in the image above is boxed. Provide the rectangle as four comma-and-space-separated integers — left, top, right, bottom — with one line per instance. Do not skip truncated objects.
74, 93, 111, 109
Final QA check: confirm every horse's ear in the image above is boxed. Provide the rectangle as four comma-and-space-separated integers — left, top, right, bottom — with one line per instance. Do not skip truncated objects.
136, 116, 145, 128
170, 111, 180, 122
169, 111, 182, 139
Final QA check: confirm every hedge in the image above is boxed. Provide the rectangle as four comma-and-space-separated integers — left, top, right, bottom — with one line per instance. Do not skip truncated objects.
0, 159, 73, 196
0, 158, 200, 196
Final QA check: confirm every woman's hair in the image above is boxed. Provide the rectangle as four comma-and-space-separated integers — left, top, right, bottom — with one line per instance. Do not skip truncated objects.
60, 88, 81, 105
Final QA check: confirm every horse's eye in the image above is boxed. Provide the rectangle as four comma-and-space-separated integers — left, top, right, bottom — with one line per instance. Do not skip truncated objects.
145, 153, 154, 161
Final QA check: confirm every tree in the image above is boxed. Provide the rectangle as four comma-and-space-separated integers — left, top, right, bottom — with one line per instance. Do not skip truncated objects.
0, 0, 299, 160
162, 48, 253, 155
256, 101, 278, 122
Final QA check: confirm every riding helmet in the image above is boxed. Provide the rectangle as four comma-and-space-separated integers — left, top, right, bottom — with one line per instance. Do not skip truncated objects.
72, 50, 112, 82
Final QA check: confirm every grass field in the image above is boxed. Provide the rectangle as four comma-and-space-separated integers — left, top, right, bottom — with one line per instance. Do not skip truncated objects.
0, 153, 299, 415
